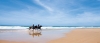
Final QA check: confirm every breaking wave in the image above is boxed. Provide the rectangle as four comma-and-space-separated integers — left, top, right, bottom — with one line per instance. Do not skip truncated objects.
0, 26, 100, 29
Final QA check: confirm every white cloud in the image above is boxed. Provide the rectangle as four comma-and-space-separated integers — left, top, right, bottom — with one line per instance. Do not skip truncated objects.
1, 7, 100, 26
34, 0, 53, 11
0, 0, 100, 26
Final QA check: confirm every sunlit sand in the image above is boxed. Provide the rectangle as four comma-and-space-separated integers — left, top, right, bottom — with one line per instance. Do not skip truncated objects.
48, 28, 100, 43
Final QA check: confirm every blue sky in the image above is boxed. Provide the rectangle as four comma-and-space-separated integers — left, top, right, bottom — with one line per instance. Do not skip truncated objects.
0, 0, 100, 26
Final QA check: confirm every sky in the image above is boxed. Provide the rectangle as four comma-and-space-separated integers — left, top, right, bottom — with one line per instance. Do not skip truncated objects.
0, 0, 100, 26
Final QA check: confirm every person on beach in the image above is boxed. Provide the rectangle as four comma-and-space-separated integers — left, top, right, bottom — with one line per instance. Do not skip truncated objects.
29, 24, 42, 30
37, 24, 40, 29
37, 24, 42, 30
32, 24, 35, 30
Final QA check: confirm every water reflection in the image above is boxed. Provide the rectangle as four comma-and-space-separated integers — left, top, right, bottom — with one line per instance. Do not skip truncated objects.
28, 30, 42, 37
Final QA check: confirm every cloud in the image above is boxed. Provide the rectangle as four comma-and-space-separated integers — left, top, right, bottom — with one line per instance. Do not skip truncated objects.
0, 0, 100, 26
34, 0, 53, 11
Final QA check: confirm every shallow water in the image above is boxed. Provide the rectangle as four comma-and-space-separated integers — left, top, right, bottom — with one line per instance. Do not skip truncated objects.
0, 29, 74, 43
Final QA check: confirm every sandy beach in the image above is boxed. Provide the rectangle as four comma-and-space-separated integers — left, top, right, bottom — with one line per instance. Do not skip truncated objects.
0, 29, 72, 43
0, 28, 100, 43
48, 28, 100, 43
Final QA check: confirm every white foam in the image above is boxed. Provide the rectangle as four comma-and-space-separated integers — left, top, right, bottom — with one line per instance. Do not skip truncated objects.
0, 26, 28, 29
0, 26, 100, 29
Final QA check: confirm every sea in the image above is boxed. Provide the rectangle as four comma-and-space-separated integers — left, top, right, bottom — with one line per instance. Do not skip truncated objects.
0, 25, 100, 29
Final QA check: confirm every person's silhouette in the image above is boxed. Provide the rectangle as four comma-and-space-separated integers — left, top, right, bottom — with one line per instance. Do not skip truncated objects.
37, 24, 42, 30
32, 24, 35, 30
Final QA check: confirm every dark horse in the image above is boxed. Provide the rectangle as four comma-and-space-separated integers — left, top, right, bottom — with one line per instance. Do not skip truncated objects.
29, 24, 42, 30
29, 24, 35, 30
37, 24, 42, 30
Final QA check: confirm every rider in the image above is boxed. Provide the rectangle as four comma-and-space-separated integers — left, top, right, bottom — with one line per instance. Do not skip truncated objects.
32, 24, 35, 29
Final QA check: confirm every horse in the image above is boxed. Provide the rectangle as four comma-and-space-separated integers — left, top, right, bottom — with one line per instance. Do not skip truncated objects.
29, 24, 42, 30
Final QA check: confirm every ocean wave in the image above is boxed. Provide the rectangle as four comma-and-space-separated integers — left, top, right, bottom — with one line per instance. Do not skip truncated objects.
0, 26, 28, 29
0, 26, 100, 29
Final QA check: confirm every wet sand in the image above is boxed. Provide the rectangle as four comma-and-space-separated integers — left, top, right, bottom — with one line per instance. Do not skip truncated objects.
0, 29, 73, 43
0, 40, 30, 43
48, 28, 100, 43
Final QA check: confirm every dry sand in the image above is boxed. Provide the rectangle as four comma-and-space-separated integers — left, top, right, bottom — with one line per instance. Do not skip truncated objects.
48, 29, 100, 43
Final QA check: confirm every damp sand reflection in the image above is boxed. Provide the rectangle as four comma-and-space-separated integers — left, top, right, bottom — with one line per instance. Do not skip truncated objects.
28, 29, 42, 37
0, 29, 70, 43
